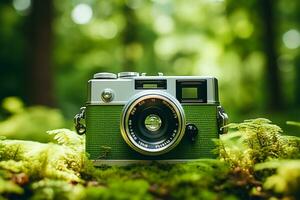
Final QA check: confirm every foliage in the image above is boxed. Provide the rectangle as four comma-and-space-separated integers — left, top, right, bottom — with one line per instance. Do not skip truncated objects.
0, 129, 85, 182
287, 121, 300, 127
0, 177, 23, 197
255, 160, 300, 197
0, 119, 299, 200
217, 118, 300, 169
0, 97, 66, 142
215, 118, 300, 198
30, 179, 85, 200
2, 0, 300, 122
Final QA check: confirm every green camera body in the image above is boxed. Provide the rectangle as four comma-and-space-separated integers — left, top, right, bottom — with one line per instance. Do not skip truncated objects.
75, 72, 228, 165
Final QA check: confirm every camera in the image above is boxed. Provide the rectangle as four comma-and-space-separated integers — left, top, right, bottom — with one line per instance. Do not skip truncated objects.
74, 72, 228, 165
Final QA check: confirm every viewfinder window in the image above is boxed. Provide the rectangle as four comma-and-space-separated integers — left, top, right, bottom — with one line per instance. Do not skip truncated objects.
143, 83, 158, 89
182, 87, 198, 99
176, 80, 207, 103
135, 80, 167, 90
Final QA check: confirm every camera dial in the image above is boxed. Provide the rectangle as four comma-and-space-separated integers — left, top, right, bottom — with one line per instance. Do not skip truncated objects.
93, 72, 117, 79
118, 72, 139, 78
120, 91, 186, 156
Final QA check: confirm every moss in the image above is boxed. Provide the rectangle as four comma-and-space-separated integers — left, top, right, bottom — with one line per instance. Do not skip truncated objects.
216, 118, 300, 169
255, 160, 300, 197
30, 179, 85, 200
0, 119, 299, 200
0, 177, 23, 195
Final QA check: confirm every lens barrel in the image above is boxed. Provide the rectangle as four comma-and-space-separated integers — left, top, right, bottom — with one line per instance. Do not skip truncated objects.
120, 91, 186, 156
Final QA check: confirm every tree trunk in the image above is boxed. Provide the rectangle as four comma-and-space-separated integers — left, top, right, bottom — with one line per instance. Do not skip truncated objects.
260, 0, 283, 110
295, 56, 300, 107
27, 0, 55, 106
293, 3, 300, 108
121, 4, 138, 72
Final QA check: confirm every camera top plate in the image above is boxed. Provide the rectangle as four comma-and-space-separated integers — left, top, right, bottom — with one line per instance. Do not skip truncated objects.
87, 72, 219, 105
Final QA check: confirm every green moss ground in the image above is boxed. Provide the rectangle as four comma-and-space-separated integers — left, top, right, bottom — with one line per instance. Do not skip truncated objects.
0, 119, 299, 200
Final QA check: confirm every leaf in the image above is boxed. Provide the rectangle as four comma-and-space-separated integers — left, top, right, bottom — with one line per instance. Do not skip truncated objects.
47, 129, 84, 147
286, 121, 300, 127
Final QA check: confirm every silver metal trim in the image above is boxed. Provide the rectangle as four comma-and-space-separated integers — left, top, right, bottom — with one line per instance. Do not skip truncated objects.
88, 76, 219, 105
118, 72, 139, 78
86, 102, 219, 106
94, 72, 117, 79
74, 107, 86, 135
217, 106, 229, 134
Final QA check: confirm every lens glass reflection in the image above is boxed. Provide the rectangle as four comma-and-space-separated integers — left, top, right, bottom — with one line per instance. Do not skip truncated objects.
144, 114, 162, 132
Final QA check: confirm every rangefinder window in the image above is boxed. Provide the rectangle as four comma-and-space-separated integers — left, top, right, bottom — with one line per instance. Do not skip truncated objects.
143, 84, 159, 89
176, 80, 207, 103
135, 80, 167, 90
182, 87, 198, 99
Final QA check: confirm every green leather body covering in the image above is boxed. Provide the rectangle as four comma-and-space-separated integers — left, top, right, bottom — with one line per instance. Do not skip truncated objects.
86, 105, 218, 160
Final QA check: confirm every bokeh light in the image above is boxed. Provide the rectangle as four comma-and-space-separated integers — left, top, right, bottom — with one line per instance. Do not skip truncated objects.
282, 29, 300, 49
12, 0, 31, 12
126, 0, 143, 9
153, 15, 174, 34
98, 21, 118, 39
86, 21, 118, 40
71, 3, 93, 25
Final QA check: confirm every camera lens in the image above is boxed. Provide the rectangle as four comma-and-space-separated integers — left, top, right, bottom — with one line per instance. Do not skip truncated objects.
120, 91, 186, 156
144, 114, 162, 132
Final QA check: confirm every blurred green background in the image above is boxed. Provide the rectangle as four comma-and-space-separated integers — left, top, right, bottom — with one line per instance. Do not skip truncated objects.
0, 0, 299, 141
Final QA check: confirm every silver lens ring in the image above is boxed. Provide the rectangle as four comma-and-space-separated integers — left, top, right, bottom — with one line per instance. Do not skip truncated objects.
120, 91, 186, 156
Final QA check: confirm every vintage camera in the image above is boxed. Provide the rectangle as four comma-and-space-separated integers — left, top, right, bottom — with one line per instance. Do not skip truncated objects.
75, 72, 228, 165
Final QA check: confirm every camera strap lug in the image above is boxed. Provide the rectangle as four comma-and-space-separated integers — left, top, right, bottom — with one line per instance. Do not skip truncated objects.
74, 107, 86, 135
217, 106, 228, 134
